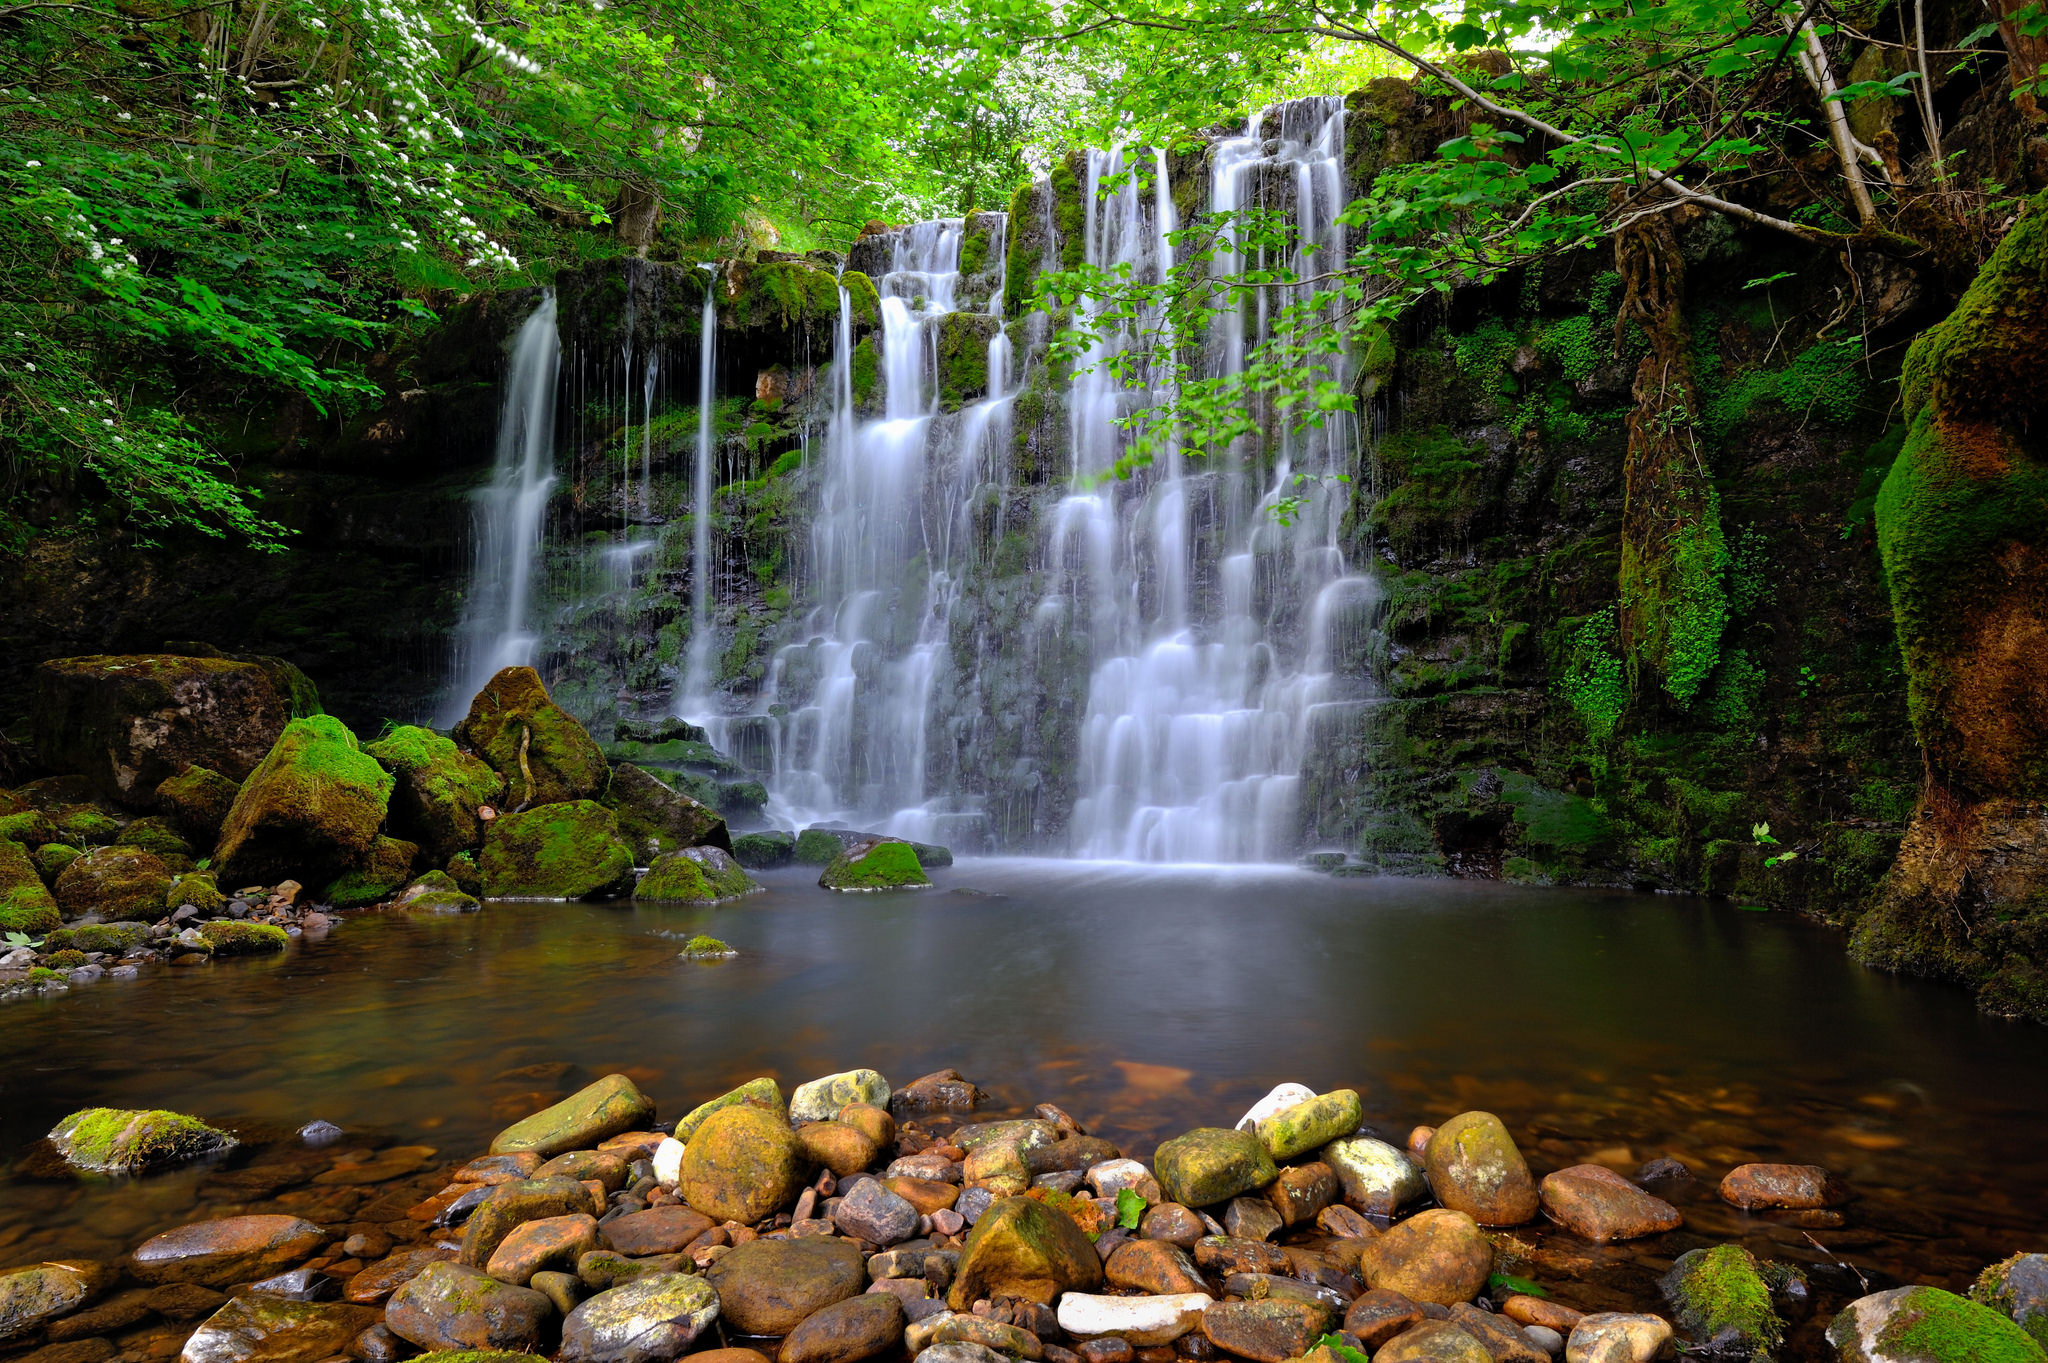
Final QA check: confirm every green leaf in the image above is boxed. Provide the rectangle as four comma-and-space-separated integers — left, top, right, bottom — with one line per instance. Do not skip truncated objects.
1115, 1187, 1144, 1230
1487, 1273, 1549, 1298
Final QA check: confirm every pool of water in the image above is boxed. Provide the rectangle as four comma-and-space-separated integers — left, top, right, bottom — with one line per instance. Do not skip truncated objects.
3, 861, 2043, 1343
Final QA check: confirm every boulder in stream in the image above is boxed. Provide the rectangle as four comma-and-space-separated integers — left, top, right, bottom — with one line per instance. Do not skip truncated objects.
455, 667, 609, 808
211, 715, 394, 887
48, 1108, 236, 1173
0, 838, 59, 935
54, 845, 174, 921
363, 725, 505, 864
479, 801, 636, 899
634, 846, 756, 904
603, 763, 731, 860
818, 838, 929, 891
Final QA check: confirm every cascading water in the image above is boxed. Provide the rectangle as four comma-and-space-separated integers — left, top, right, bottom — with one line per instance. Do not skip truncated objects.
441, 291, 561, 725
681, 276, 720, 712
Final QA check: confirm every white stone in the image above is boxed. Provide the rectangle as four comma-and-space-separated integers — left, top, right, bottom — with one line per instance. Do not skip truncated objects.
1057, 1293, 1213, 1346
1234, 1083, 1317, 1132
0, 947, 33, 967
1565, 1314, 1673, 1363
1323, 1134, 1430, 1216
651, 1136, 683, 1188
1085, 1158, 1160, 1201
788, 1068, 892, 1124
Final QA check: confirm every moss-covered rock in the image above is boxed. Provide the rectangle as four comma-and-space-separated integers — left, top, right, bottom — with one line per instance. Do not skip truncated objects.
213, 715, 395, 887
819, 838, 929, 891
678, 1104, 804, 1224
1976, 1254, 2048, 1347
394, 871, 482, 913
154, 766, 242, 845
47, 1107, 237, 1172
44, 922, 151, 954
0, 810, 61, 846
479, 801, 635, 899
1828, 1285, 2046, 1363
54, 845, 174, 921
0, 838, 60, 935
635, 846, 758, 904
602, 763, 730, 862
490, 1073, 657, 1159
794, 827, 854, 865
678, 935, 735, 958
672, 1076, 784, 1143
947, 1194, 1104, 1309
447, 850, 482, 895
51, 805, 121, 846
199, 922, 290, 955
1423, 1110, 1539, 1226
1254, 1089, 1362, 1161
1153, 1128, 1278, 1208
116, 815, 194, 869
0, 1260, 118, 1342
165, 871, 226, 914
1661, 1245, 1786, 1358
324, 836, 421, 908
31, 843, 80, 884
732, 830, 795, 869
45, 948, 86, 968
364, 725, 505, 864
454, 668, 609, 809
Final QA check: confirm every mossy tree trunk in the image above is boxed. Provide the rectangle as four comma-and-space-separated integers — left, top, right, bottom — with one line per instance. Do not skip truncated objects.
1613, 210, 1730, 711
1855, 190, 2048, 1019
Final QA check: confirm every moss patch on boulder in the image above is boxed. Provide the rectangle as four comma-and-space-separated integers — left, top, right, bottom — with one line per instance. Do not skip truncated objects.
48, 1107, 236, 1172
364, 725, 505, 864
0, 839, 60, 935
1661, 1245, 1786, 1357
213, 715, 394, 887
199, 922, 290, 955
45, 922, 151, 953
819, 838, 928, 891
31, 843, 80, 884
603, 763, 730, 861
117, 816, 195, 869
154, 766, 241, 845
479, 801, 635, 899
454, 668, 609, 809
636, 846, 758, 903
324, 836, 421, 908
394, 871, 481, 913
54, 845, 174, 921
0, 811, 61, 846
166, 871, 227, 914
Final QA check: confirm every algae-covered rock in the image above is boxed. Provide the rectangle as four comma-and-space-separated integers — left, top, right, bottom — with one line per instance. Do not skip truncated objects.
1827, 1285, 2046, 1363
365, 725, 505, 864
1424, 1111, 1539, 1226
455, 667, 608, 809
603, 763, 730, 861
0, 1261, 116, 1342
48, 1108, 237, 1172
0, 810, 61, 846
634, 846, 758, 903
459, 1179, 602, 1267
794, 828, 854, 865
52, 804, 122, 846
395, 871, 482, 913
678, 1104, 803, 1224
703, 1237, 864, 1335
386, 1262, 553, 1354
1254, 1089, 1361, 1161
1660, 1244, 1786, 1358
32, 842, 80, 884
819, 838, 929, 891
948, 1194, 1105, 1309
448, 850, 481, 895
789, 1069, 892, 1124
166, 871, 227, 914
558, 1273, 720, 1363
178, 1295, 378, 1363
491, 1075, 656, 1159
32, 653, 309, 807
1154, 1128, 1279, 1208
45, 922, 151, 953
672, 1076, 783, 1144
55, 844, 174, 920
213, 715, 394, 886
0, 838, 60, 934
480, 801, 635, 899
1324, 1134, 1429, 1216
198, 922, 290, 956
1976, 1254, 2048, 1347
324, 836, 421, 908
731, 830, 794, 869
154, 766, 241, 845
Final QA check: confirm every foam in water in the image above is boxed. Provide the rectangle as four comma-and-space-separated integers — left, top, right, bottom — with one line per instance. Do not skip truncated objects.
441, 292, 560, 724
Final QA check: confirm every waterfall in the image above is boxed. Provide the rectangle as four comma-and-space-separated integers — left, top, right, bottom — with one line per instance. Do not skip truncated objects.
681, 278, 719, 711
441, 292, 560, 724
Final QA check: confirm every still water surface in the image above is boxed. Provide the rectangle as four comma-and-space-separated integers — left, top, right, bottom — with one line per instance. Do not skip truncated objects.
3, 861, 2043, 1306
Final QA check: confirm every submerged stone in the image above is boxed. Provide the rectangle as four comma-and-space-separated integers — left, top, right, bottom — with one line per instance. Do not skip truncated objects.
0, 1261, 116, 1342
178, 1296, 378, 1363
48, 1108, 236, 1173
132, 1216, 329, 1288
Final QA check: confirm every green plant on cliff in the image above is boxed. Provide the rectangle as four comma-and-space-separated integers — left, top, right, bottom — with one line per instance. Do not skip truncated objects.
1561, 607, 1629, 743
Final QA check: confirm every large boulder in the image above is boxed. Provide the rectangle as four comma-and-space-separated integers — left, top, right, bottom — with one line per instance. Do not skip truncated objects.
604, 764, 731, 861
947, 1195, 1104, 1309
32, 653, 315, 808
178, 1297, 378, 1363
131, 1216, 329, 1288
818, 838, 929, 891
0, 1261, 115, 1342
364, 725, 505, 864
634, 846, 758, 904
1423, 1111, 1539, 1226
212, 716, 394, 887
48, 1108, 236, 1173
0, 837, 59, 934
491, 1075, 658, 1159
479, 801, 636, 899
385, 1261, 552, 1354
154, 767, 242, 845
559, 1274, 720, 1363
455, 667, 608, 808
1358, 1209, 1493, 1306
1153, 1128, 1279, 1208
54, 844, 174, 920
678, 1105, 804, 1224
704, 1238, 865, 1335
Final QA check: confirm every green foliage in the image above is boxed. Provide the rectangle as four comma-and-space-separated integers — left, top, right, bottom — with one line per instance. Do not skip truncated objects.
1312, 1336, 1371, 1363
1665, 1245, 1785, 1358
1561, 606, 1628, 742
1114, 1187, 1145, 1229
1874, 1287, 2047, 1363
1487, 1273, 1549, 1299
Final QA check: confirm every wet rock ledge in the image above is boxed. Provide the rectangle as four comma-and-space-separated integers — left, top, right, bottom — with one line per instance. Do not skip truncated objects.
4, 1071, 2043, 1363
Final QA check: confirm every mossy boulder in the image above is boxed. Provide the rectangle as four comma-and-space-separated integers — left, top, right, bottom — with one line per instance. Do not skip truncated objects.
819, 838, 929, 891
52, 805, 121, 846
479, 801, 636, 899
0, 839, 60, 935
0, 810, 61, 846
47, 1107, 236, 1172
635, 846, 758, 904
490, 1074, 657, 1159
54, 845, 174, 921
454, 667, 608, 809
1153, 1128, 1279, 1208
1661, 1245, 1787, 1357
364, 725, 505, 864
325, 835, 421, 908
0, 1260, 117, 1342
677, 1104, 804, 1224
45, 922, 151, 954
154, 766, 241, 845
731, 830, 795, 870
789, 1069, 891, 1124
671, 1076, 784, 1143
602, 763, 730, 861
199, 922, 290, 955
116, 815, 195, 869
1977, 1254, 2048, 1346
30, 653, 311, 808
448, 851, 482, 895
1828, 1285, 2047, 1363
794, 828, 855, 865
213, 715, 395, 887
32, 843, 81, 884
395, 871, 482, 913
947, 1195, 1105, 1309
165, 871, 227, 914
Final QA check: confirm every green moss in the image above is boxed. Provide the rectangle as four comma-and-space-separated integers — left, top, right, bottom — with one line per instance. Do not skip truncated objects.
32, 843, 80, 883
1975, 1255, 2048, 1346
166, 871, 226, 914
1663, 1245, 1785, 1358
53, 807, 121, 846
681, 934, 733, 955
453, 667, 609, 809
937, 312, 992, 410
819, 839, 929, 891
842, 270, 882, 331
0, 811, 61, 845
1560, 606, 1629, 743
1051, 150, 1087, 271
635, 847, 757, 903
324, 835, 421, 908
1004, 180, 1038, 316
447, 850, 481, 895
1625, 487, 1731, 709
28, 966, 65, 982
1874, 1286, 2046, 1363
1368, 425, 1486, 558
45, 948, 87, 968
479, 800, 636, 899
726, 259, 842, 333
45, 922, 151, 953
364, 725, 502, 865
155, 766, 241, 843
48, 1107, 236, 1172
198, 921, 290, 955
849, 335, 880, 409
1537, 314, 1602, 382
793, 828, 847, 865
214, 714, 396, 885
54, 845, 173, 921
117, 816, 194, 864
